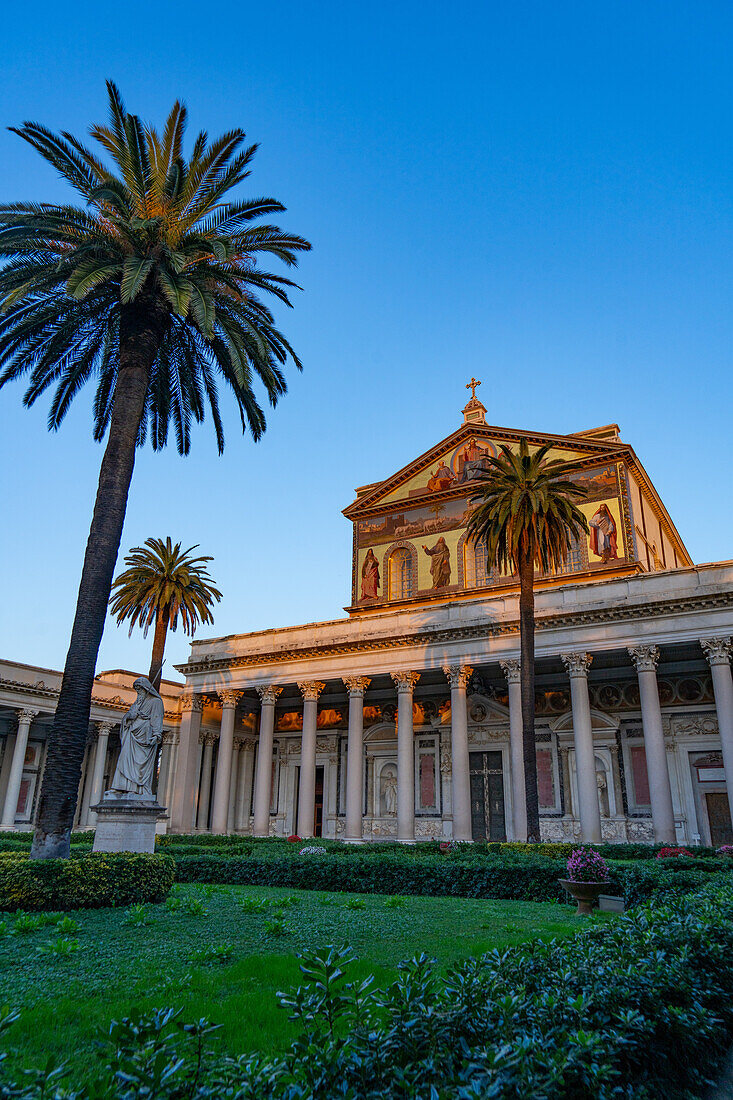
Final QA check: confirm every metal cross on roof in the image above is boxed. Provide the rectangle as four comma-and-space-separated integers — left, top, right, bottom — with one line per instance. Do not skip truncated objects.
466, 377, 481, 400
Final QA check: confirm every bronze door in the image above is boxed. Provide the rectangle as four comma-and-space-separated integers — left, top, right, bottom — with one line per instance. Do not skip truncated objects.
469, 751, 506, 841
706, 792, 733, 847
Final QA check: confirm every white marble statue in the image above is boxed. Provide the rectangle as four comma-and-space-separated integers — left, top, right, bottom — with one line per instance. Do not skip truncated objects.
383, 772, 397, 815
106, 677, 164, 801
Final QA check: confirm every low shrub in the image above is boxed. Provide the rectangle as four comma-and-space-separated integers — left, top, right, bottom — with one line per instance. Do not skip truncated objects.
0, 852, 175, 912
171, 850, 723, 907
2, 881, 732, 1098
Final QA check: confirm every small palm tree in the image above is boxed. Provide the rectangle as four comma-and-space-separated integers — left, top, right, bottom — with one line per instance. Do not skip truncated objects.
110, 537, 222, 691
467, 439, 589, 841
0, 84, 310, 858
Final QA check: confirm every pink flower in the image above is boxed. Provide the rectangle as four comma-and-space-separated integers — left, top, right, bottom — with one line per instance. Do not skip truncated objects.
566, 847, 609, 883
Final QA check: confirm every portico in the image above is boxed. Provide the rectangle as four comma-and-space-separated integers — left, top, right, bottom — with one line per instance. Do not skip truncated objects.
171, 563, 733, 847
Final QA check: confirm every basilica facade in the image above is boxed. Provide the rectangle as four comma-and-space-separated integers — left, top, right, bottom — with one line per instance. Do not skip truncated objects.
1, 386, 732, 846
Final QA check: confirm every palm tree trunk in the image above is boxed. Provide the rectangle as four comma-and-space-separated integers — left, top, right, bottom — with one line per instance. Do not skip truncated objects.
148, 609, 169, 693
519, 540, 540, 842
31, 295, 168, 859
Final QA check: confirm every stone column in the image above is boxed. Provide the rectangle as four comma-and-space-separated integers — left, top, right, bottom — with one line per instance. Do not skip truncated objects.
236, 737, 256, 831
559, 745, 573, 818
79, 730, 98, 826
297, 681, 325, 838
196, 733, 216, 831
701, 637, 733, 826
499, 659, 527, 842
163, 732, 179, 811
442, 665, 473, 841
628, 645, 676, 843
227, 736, 243, 832
391, 671, 420, 842
211, 690, 242, 834
74, 743, 90, 827
0, 708, 38, 829
86, 720, 115, 826
343, 677, 371, 842
561, 652, 601, 843
252, 685, 282, 836
169, 693, 204, 832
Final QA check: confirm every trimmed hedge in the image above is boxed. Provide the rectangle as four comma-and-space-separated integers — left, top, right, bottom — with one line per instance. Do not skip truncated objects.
171, 850, 724, 906
0, 852, 175, 912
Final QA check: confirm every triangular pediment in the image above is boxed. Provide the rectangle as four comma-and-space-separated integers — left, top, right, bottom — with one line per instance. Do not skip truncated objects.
344, 421, 625, 517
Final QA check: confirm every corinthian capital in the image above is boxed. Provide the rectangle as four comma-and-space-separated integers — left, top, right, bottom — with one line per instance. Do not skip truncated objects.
343, 676, 371, 697
442, 665, 473, 690
218, 689, 243, 708
16, 708, 39, 726
256, 684, 283, 705
181, 692, 204, 713
96, 720, 116, 738
701, 636, 733, 666
561, 652, 593, 678
391, 670, 421, 693
298, 680, 325, 701
628, 644, 660, 673
499, 658, 521, 684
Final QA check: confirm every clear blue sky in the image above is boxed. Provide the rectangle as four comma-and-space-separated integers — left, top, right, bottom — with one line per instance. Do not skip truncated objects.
1, 1, 731, 682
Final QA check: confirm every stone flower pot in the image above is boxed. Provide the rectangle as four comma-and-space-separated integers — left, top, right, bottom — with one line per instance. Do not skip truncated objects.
559, 878, 608, 916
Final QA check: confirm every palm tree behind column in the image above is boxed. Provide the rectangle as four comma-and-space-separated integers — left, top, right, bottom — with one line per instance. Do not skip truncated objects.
110, 537, 222, 691
0, 83, 310, 858
467, 440, 589, 841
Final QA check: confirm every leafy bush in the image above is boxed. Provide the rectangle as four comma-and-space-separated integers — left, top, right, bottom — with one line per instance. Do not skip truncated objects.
171, 851, 723, 907
2, 881, 732, 1098
0, 853, 174, 912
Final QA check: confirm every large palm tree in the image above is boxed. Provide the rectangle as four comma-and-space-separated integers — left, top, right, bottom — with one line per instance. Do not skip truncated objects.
466, 439, 589, 841
110, 537, 222, 692
0, 83, 310, 858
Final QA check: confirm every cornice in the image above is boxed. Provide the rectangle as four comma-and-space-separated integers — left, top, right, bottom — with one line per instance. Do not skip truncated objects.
343, 423, 626, 519
0, 677, 181, 723
177, 589, 732, 676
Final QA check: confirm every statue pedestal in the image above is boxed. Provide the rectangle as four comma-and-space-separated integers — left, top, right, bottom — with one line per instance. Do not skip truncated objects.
91, 797, 167, 854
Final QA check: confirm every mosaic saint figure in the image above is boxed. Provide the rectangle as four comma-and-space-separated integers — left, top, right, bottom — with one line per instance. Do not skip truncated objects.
423, 537, 451, 588
589, 503, 618, 562
361, 548, 380, 599
427, 461, 455, 492
107, 677, 164, 800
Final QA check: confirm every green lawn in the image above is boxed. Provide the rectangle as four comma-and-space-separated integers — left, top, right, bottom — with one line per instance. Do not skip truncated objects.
0, 883, 611, 1082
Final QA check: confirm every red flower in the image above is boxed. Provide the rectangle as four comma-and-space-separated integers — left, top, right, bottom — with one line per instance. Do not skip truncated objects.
656, 847, 692, 859
287, 834, 302, 843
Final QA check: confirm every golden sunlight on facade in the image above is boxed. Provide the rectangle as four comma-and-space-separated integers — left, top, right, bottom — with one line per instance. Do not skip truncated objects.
1, 385, 732, 847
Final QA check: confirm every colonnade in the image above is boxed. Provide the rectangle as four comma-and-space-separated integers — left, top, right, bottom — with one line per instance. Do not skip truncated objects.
169, 635, 733, 844
1, 636, 731, 842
